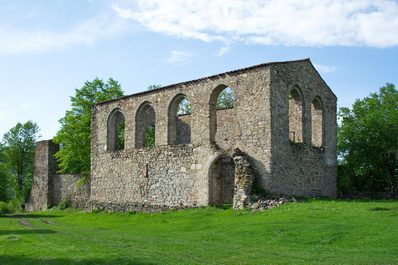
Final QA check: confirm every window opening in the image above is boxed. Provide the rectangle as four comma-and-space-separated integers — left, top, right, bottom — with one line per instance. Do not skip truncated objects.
135, 102, 156, 148
289, 87, 304, 143
209, 85, 235, 144
107, 109, 125, 151
311, 97, 324, 147
168, 95, 192, 145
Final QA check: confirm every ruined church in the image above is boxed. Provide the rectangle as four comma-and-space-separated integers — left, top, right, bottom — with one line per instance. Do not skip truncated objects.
26, 58, 337, 212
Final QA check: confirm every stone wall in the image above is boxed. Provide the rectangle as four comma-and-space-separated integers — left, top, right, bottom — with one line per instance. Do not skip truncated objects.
26, 141, 59, 211
176, 114, 191, 145
27, 58, 337, 212
89, 58, 337, 210
52, 174, 90, 208
26, 140, 90, 211
269, 62, 337, 197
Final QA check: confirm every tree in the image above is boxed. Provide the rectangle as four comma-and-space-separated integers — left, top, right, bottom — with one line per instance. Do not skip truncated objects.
217, 87, 234, 109
0, 144, 9, 201
145, 125, 155, 147
1, 121, 40, 201
338, 83, 398, 193
53, 78, 124, 175
147, 84, 162, 91
177, 99, 192, 116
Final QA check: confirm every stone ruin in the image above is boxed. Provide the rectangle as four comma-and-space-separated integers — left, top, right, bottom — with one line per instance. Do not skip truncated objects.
26, 58, 337, 212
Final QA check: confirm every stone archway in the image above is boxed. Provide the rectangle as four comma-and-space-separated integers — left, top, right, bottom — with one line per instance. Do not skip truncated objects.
208, 155, 235, 207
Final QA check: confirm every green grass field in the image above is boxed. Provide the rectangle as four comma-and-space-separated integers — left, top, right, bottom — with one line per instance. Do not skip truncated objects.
1, 200, 397, 264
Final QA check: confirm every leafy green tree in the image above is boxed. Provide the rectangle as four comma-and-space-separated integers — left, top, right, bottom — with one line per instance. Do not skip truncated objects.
145, 125, 155, 147
0, 144, 9, 201
217, 87, 234, 109
147, 84, 162, 91
1, 121, 40, 201
53, 78, 124, 175
117, 120, 125, 150
338, 83, 398, 193
177, 99, 192, 116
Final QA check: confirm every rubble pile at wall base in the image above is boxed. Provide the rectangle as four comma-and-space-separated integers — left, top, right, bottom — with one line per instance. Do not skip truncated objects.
86, 197, 299, 213
250, 196, 298, 211
86, 201, 197, 213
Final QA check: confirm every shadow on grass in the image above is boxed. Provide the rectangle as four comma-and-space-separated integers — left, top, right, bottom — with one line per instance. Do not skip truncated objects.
0, 256, 153, 265
370, 207, 398, 211
0, 214, 64, 219
0, 229, 57, 235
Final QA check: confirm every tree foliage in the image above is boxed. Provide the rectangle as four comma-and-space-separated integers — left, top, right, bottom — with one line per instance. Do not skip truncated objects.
177, 99, 192, 116
145, 125, 155, 147
1, 121, 40, 201
147, 84, 162, 91
217, 87, 234, 109
0, 144, 9, 201
53, 78, 124, 175
338, 83, 398, 193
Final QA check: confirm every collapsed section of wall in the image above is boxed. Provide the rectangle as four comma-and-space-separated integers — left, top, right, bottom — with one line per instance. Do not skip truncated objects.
52, 174, 90, 208
26, 141, 58, 211
25, 140, 90, 211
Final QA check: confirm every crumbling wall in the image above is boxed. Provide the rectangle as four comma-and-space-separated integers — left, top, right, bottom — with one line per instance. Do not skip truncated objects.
26, 140, 90, 211
52, 174, 90, 208
26, 141, 59, 211
90, 63, 274, 209
28, 59, 337, 213
176, 114, 191, 145
269, 61, 337, 197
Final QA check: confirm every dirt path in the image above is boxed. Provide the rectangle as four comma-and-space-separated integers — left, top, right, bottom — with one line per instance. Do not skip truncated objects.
11, 215, 53, 226
11, 216, 31, 227
40, 218, 52, 224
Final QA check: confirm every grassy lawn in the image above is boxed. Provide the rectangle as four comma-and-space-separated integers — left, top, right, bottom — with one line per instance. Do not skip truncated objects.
0, 199, 397, 264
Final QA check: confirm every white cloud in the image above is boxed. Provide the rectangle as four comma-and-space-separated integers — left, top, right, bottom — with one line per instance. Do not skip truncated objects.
216, 46, 230, 56
165, 51, 192, 65
0, 12, 131, 55
112, 0, 398, 48
314, 64, 338, 73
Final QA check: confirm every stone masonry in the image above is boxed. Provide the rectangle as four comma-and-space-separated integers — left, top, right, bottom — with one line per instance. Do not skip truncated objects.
26, 58, 337, 212
26, 141, 90, 211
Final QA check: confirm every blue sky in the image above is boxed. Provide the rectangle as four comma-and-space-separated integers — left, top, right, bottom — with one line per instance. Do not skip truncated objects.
1, 0, 397, 140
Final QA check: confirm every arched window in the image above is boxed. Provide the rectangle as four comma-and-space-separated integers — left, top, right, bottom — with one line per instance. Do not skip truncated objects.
168, 94, 192, 145
135, 102, 156, 148
209, 85, 235, 143
289, 86, 304, 143
107, 109, 125, 151
311, 97, 324, 147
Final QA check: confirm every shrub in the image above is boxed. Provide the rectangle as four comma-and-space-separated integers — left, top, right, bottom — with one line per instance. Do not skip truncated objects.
0, 200, 22, 214
0, 202, 12, 214
58, 199, 70, 210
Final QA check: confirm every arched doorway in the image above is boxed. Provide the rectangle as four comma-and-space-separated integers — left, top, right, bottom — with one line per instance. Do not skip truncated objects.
209, 155, 235, 206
